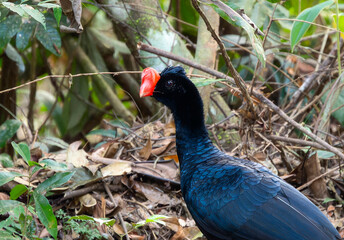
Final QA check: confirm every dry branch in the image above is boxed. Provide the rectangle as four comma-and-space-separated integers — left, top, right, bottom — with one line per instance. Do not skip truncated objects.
138, 42, 344, 160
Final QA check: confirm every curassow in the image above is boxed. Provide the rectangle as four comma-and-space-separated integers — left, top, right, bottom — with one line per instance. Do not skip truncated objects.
139, 66, 341, 240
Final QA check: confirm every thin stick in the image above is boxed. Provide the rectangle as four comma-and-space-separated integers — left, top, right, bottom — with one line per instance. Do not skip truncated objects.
104, 183, 130, 240
138, 42, 344, 160
191, 0, 256, 115
0, 71, 141, 94
265, 135, 327, 150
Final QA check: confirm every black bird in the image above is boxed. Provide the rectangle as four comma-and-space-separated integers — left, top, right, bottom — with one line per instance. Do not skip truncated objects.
139, 66, 341, 240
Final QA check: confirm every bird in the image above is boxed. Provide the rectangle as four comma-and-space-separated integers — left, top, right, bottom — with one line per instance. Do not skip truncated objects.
139, 66, 341, 240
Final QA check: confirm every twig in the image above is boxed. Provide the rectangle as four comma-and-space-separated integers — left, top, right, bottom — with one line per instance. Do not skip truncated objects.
0, 71, 141, 94
138, 42, 344, 160
265, 135, 327, 150
104, 183, 129, 240
288, 41, 342, 109
60, 183, 104, 201
250, 0, 282, 93
191, 0, 256, 115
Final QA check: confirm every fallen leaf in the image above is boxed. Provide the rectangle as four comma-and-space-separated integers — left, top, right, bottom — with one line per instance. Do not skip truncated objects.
151, 138, 175, 156
0, 192, 10, 200
67, 141, 88, 168
132, 180, 170, 204
133, 160, 179, 181
101, 160, 132, 177
164, 121, 176, 136
163, 154, 179, 163
113, 223, 125, 235
79, 193, 97, 208
139, 137, 152, 160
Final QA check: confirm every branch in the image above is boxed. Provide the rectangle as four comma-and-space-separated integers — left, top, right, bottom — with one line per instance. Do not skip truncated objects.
191, 0, 256, 115
0, 71, 141, 94
138, 42, 344, 160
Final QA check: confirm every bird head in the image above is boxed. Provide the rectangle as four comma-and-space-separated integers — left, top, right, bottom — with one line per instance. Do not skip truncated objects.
139, 66, 199, 111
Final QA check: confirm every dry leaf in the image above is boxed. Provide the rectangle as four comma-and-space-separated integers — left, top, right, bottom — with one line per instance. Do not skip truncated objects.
163, 154, 179, 163
67, 141, 88, 168
79, 194, 97, 208
151, 138, 175, 156
164, 121, 176, 136
133, 160, 179, 181
60, 0, 83, 33
113, 223, 125, 235
139, 137, 152, 160
0, 192, 10, 200
101, 160, 132, 177
132, 181, 170, 204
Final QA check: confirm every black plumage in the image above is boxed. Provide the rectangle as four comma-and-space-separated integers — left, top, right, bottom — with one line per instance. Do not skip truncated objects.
140, 66, 341, 240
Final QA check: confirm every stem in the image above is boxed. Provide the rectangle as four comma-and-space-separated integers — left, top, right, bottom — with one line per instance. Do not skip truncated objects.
335, 0, 342, 75
28, 38, 37, 134
138, 42, 344, 160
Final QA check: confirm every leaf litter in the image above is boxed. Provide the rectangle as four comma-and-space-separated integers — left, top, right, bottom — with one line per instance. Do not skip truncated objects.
0, 120, 205, 239
1, 118, 343, 239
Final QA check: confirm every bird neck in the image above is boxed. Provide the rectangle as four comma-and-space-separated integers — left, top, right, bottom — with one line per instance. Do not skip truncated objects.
172, 93, 208, 141
171, 96, 216, 167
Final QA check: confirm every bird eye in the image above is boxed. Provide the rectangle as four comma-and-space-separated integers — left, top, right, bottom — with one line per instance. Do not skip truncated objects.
165, 80, 174, 89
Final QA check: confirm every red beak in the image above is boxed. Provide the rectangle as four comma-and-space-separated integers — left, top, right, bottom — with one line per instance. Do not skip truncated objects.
140, 67, 160, 97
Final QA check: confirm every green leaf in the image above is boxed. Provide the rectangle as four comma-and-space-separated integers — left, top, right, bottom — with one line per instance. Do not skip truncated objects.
16, 20, 35, 50
209, 1, 266, 66
0, 7, 10, 21
290, 0, 333, 51
321, 84, 344, 126
323, 197, 336, 204
33, 191, 57, 239
0, 119, 21, 148
0, 153, 14, 168
2, 2, 25, 16
41, 136, 69, 149
36, 16, 61, 55
10, 184, 28, 200
333, 13, 344, 37
0, 230, 21, 240
63, 76, 89, 131
5, 43, 25, 73
20, 4, 46, 28
134, 215, 168, 229
11, 142, 30, 163
0, 14, 21, 48
316, 150, 335, 159
0, 200, 25, 215
28, 160, 41, 167
40, 159, 68, 171
68, 215, 116, 226
0, 172, 22, 186
53, 7, 62, 27
35, 171, 74, 195
87, 129, 117, 138
38, 3, 61, 9
191, 78, 226, 87
39, 90, 66, 135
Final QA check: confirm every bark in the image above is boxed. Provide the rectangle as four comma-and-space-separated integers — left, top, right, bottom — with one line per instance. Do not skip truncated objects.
0, 55, 17, 124
304, 153, 328, 199
0, 54, 18, 155
28, 39, 37, 133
